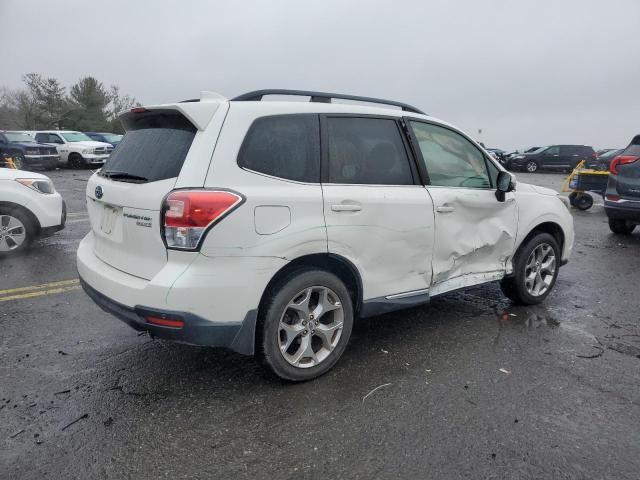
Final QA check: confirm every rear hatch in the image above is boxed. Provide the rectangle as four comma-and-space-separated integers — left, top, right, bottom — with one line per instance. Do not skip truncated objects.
86, 109, 198, 280
614, 136, 640, 199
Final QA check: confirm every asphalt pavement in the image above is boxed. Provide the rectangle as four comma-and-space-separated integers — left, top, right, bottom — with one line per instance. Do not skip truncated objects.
1, 169, 639, 479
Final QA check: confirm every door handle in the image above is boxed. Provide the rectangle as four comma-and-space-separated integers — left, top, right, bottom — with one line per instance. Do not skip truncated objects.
331, 204, 362, 212
436, 206, 455, 213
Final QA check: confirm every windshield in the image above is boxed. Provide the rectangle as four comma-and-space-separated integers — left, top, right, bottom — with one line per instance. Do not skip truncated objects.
4, 132, 36, 142
525, 146, 541, 153
102, 133, 123, 142
61, 132, 93, 142
532, 146, 548, 154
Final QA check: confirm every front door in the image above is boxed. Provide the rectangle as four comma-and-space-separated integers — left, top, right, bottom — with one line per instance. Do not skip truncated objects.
542, 145, 561, 168
406, 119, 517, 294
321, 115, 435, 302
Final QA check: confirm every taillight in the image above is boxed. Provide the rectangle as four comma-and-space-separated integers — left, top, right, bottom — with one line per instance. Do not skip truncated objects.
610, 155, 640, 175
146, 315, 184, 328
162, 190, 243, 250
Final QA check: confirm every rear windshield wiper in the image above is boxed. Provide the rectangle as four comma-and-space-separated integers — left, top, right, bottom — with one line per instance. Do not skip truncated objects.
100, 170, 149, 183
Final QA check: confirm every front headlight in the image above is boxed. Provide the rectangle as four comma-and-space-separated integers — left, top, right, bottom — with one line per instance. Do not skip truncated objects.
15, 178, 56, 195
514, 155, 525, 159
83, 148, 94, 154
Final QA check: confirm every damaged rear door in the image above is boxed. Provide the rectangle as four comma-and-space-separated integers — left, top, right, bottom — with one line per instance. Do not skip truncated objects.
406, 119, 517, 292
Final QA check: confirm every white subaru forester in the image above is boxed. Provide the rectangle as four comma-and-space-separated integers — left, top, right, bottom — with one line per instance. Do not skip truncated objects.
77, 90, 574, 381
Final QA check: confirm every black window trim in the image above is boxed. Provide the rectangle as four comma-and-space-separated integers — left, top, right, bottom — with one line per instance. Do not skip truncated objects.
319, 113, 422, 186
403, 117, 500, 189
236, 113, 322, 185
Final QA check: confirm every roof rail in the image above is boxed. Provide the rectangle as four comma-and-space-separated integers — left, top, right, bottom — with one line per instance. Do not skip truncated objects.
231, 89, 426, 115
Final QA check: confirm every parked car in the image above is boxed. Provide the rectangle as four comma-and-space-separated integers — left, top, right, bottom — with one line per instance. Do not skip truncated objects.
485, 148, 506, 162
77, 89, 574, 381
503, 147, 541, 164
588, 148, 623, 170
34, 131, 113, 168
604, 135, 640, 235
0, 131, 60, 170
85, 132, 123, 147
0, 167, 66, 255
506, 145, 596, 172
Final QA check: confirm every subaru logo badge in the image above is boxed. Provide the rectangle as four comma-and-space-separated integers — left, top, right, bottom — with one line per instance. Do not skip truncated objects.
95, 186, 103, 199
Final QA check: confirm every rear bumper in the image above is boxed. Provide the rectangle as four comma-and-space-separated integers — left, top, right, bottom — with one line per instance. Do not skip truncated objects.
605, 201, 640, 222
80, 277, 257, 354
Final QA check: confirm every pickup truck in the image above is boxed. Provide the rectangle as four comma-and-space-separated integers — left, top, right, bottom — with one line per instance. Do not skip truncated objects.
33, 131, 113, 169
0, 131, 60, 170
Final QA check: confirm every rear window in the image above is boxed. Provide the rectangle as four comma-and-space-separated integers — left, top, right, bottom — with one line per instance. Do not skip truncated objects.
102, 110, 196, 183
238, 114, 320, 183
326, 117, 414, 185
624, 136, 640, 156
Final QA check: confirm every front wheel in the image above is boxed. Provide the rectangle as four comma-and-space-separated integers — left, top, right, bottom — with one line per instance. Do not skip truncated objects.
501, 233, 560, 305
525, 160, 538, 173
608, 218, 635, 235
12, 153, 25, 170
0, 207, 35, 255
258, 269, 354, 382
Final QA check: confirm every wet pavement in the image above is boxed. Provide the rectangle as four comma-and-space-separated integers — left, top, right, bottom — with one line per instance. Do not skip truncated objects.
1, 169, 639, 479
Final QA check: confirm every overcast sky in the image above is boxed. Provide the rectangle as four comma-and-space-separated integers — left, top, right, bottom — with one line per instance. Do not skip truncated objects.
1, 0, 639, 149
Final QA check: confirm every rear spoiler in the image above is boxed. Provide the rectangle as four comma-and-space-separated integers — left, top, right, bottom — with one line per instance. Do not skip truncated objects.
118, 91, 227, 131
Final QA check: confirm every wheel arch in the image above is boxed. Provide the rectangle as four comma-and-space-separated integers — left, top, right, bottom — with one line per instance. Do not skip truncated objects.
257, 252, 363, 320
517, 221, 565, 257
0, 201, 41, 233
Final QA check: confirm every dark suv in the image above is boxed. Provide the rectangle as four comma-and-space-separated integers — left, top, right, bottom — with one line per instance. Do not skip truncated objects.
604, 135, 640, 235
506, 145, 596, 172
0, 131, 60, 170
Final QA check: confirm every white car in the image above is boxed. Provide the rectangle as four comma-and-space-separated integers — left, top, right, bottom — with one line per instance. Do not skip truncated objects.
77, 90, 574, 381
32, 131, 113, 168
0, 168, 66, 254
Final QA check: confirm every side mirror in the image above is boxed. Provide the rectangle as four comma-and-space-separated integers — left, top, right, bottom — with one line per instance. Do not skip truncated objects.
495, 171, 515, 202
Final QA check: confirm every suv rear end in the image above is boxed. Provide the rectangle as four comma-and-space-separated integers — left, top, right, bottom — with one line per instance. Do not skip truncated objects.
604, 135, 640, 234
77, 97, 317, 354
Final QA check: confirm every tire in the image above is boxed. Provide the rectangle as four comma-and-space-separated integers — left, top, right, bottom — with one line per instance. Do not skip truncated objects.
0, 207, 36, 255
568, 192, 578, 207
11, 152, 25, 170
608, 218, 635, 235
572, 193, 593, 210
258, 268, 354, 382
525, 160, 538, 173
500, 233, 560, 305
68, 153, 85, 169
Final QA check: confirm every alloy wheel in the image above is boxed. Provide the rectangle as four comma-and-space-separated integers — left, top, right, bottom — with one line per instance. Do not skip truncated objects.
278, 286, 344, 368
524, 243, 556, 296
526, 161, 538, 172
0, 215, 27, 252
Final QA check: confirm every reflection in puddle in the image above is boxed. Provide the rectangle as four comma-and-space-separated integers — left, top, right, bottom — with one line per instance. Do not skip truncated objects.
499, 312, 560, 330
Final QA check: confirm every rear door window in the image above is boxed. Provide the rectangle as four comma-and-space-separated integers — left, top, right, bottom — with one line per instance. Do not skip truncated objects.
325, 117, 414, 185
102, 110, 196, 183
238, 114, 320, 182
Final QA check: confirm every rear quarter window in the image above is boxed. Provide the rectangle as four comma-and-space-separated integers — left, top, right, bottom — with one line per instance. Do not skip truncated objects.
103, 110, 196, 183
238, 114, 320, 183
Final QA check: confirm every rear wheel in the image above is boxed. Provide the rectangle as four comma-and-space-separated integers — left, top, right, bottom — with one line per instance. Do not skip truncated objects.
525, 160, 538, 173
258, 269, 354, 382
0, 207, 35, 255
608, 218, 635, 235
68, 153, 85, 169
500, 233, 560, 305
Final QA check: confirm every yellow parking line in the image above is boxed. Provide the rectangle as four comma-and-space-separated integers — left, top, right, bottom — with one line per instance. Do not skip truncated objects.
0, 285, 81, 302
0, 279, 80, 296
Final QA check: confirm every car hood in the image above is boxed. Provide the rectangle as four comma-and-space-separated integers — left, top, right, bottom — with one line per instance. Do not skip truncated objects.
69, 141, 112, 148
517, 182, 559, 196
0, 167, 49, 180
